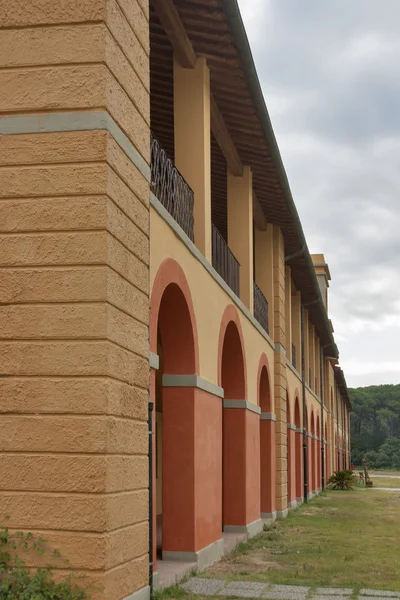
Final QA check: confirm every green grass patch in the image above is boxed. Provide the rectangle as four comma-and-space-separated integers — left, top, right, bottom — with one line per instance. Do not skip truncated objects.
204, 489, 400, 591
370, 477, 400, 488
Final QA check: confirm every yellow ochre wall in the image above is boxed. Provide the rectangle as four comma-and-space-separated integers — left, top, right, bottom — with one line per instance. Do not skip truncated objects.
0, 1, 151, 599
150, 207, 276, 408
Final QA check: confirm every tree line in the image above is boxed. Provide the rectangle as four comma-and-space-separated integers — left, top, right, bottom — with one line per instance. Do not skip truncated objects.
349, 383, 400, 469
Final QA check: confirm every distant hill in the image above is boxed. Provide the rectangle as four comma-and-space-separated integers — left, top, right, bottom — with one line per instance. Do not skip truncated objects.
349, 383, 400, 469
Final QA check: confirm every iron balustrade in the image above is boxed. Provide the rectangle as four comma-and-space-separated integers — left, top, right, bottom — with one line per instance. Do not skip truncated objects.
150, 134, 194, 241
292, 344, 296, 370
212, 224, 240, 297
253, 282, 269, 334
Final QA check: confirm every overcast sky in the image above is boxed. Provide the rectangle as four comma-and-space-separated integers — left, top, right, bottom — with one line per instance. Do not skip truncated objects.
238, 0, 400, 389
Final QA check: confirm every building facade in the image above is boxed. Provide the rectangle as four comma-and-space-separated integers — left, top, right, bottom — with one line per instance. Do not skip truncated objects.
0, 1, 351, 600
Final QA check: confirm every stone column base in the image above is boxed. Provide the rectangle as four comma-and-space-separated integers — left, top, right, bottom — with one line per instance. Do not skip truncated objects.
261, 511, 277, 521
276, 508, 289, 519
224, 518, 264, 538
162, 538, 224, 571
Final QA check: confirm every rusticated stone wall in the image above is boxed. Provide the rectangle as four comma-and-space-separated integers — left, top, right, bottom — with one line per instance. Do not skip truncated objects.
0, 2, 150, 599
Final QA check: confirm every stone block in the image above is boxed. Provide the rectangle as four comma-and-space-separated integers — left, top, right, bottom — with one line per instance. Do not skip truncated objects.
183, 577, 225, 596
221, 581, 267, 597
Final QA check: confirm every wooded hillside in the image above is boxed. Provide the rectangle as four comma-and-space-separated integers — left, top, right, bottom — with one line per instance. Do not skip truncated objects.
349, 384, 400, 468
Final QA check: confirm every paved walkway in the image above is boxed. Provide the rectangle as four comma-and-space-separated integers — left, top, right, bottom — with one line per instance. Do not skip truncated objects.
182, 578, 400, 600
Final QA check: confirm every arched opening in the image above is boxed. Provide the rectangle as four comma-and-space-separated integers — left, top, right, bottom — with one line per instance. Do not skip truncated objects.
294, 397, 302, 501
156, 282, 197, 558
151, 259, 209, 566
310, 411, 316, 493
316, 416, 321, 491
221, 322, 246, 400
219, 308, 255, 530
259, 357, 275, 518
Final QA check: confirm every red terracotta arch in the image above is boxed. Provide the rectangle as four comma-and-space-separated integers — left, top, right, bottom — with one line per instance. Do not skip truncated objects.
294, 395, 301, 429
150, 259, 202, 564
218, 305, 247, 400
257, 353, 272, 412
258, 353, 275, 516
219, 306, 257, 528
150, 258, 199, 373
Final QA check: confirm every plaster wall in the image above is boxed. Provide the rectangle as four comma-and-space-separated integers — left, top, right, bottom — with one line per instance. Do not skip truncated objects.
0, 2, 150, 599
150, 208, 276, 408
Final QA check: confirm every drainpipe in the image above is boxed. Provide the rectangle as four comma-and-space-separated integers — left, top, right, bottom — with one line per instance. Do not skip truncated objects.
300, 304, 308, 503
148, 399, 154, 595
320, 348, 325, 490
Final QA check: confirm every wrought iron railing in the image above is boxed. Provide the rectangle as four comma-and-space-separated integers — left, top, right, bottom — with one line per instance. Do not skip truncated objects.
292, 344, 296, 370
150, 134, 194, 241
254, 282, 269, 334
212, 224, 240, 297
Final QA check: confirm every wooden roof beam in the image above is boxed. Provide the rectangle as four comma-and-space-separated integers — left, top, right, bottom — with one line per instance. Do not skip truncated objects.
152, 0, 197, 68
152, 0, 243, 177
253, 192, 267, 231
211, 93, 243, 177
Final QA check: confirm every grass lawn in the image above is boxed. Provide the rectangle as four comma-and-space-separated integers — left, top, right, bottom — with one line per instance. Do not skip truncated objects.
200, 488, 400, 592
370, 477, 400, 488
368, 470, 400, 476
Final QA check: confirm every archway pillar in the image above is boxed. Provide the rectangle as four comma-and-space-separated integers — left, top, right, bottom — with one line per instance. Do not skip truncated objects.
295, 427, 304, 503
174, 56, 211, 260
287, 424, 297, 505
307, 433, 313, 494
260, 413, 276, 518
161, 375, 225, 566
227, 167, 254, 311
223, 401, 263, 535
317, 437, 322, 490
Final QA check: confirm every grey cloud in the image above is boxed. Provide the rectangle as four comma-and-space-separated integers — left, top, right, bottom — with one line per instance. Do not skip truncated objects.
238, 0, 400, 385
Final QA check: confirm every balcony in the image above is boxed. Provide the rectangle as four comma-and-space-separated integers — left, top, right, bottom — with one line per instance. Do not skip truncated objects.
253, 282, 269, 334
150, 134, 194, 241
292, 344, 296, 370
212, 224, 240, 297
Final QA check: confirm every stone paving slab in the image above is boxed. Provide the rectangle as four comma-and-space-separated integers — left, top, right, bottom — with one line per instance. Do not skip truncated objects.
271, 585, 310, 594
315, 589, 352, 596
358, 597, 400, 600
313, 596, 351, 600
221, 581, 267, 597
181, 577, 400, 600
182, 578, 226, 596
360, 592, 400, 598
263, 593, 308, 600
